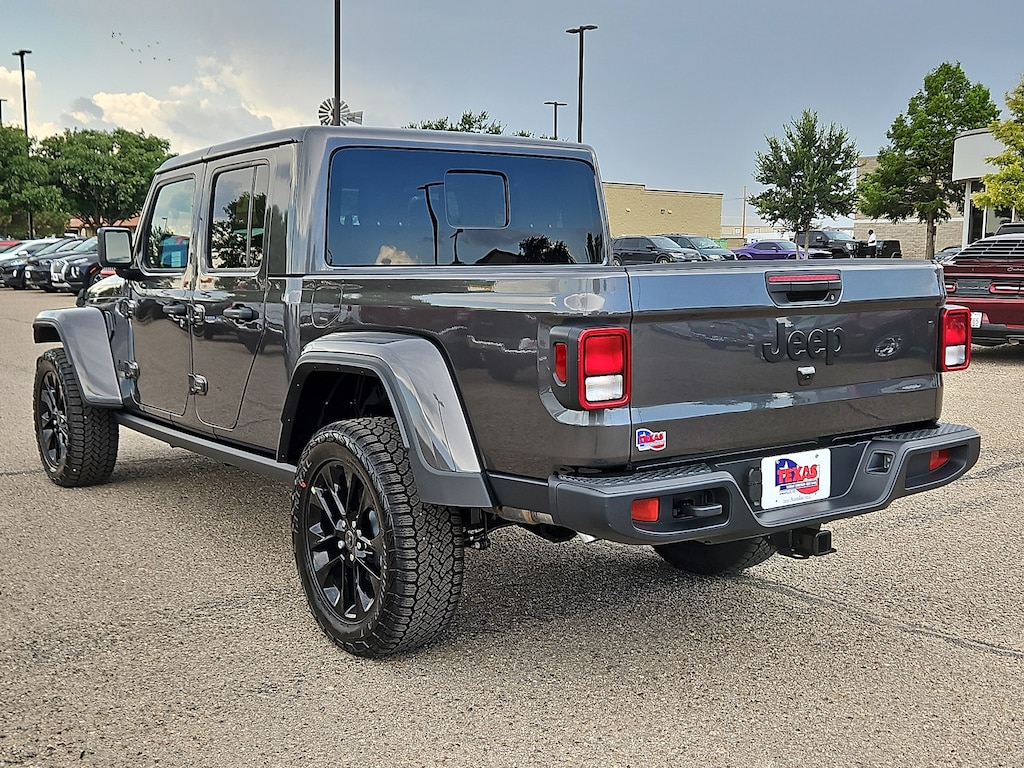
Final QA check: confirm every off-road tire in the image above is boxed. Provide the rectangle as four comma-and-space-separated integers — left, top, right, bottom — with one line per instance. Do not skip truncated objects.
654, 536, 776, 575
33, 348, 119, 487
292, 417, 464, 658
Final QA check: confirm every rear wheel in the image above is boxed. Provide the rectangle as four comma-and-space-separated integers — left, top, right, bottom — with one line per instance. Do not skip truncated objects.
611, 256, 622, 266
292, 417, 464, 657
33, 348, 119, 487
655, 256, 672, 264
654, 536, 776, 575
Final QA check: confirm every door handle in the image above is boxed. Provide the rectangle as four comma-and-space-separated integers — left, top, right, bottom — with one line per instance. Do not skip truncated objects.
222, 305, 258, 321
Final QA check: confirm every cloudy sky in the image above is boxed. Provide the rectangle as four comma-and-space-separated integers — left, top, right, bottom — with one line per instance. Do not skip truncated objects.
2, 0, 1021, 223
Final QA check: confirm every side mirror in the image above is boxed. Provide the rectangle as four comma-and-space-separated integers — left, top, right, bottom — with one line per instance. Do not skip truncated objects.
97, 227, 133, 267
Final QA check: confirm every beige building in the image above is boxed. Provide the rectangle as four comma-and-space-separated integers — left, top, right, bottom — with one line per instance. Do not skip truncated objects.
853, 156, 964, 258
602, 182, 722, 239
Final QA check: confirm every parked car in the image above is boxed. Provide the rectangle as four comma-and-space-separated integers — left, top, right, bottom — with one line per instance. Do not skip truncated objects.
942, 232, 1024, 346
733, 239, 801, 260
659, 234, 736, 260
26, 238, 87, 291
0, 240, 20, 253
49, 237, 100, 293
794, 229, 863, 257
611, 235, 701, 265
0, 238, 62, 288
935, 245, 962, 262
995, 222, 1024, 235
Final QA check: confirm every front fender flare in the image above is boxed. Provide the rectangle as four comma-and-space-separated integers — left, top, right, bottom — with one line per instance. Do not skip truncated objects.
282, 332, 492, 508
33, 308, 122, 407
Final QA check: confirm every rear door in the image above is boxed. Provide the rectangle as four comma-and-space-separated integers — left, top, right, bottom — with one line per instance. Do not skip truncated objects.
190, 158, 271, 430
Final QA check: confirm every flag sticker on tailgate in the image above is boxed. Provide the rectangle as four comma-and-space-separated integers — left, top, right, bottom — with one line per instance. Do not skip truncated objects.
760, 449, 831, 509
636, 428, 666, 452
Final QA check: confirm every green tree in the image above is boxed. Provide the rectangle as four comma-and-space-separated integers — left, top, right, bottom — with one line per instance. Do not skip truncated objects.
858, 62, 998, 259
38, 128, 174, 231
973, 74, 1024, 218
0, 126, 66, 237
749, 110, 859, 256
407, 110, 535, 136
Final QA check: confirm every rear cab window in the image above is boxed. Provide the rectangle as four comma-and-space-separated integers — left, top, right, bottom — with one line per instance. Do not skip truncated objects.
325, 148, 606, 267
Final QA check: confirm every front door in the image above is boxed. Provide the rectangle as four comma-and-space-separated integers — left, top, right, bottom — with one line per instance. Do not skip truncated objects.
129, 175, 198, 417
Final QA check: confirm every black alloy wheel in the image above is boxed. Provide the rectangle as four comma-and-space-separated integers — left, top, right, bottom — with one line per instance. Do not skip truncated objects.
33, 348, 119, 487
292, 417, 464, 657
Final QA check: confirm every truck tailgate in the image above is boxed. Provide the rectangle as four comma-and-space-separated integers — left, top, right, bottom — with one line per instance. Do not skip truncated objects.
626, 261, 946, 463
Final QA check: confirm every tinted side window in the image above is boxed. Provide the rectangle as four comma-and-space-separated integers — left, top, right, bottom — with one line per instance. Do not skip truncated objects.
142, 177, 195, 270
326, 148, 604, 267
209, 165, 269, 271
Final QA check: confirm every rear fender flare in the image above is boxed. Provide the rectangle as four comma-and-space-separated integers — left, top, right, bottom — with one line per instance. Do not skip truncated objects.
282, 332, 492, 508
32, 308, 122, 407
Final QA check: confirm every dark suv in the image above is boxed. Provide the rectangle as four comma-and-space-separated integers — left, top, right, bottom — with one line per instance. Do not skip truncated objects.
794, 229, 862, 258
611, 235, 700, 265
659, 233, 735, 260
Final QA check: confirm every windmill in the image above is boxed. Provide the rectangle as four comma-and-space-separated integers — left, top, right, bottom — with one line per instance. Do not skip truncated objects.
318, 98, 363, 126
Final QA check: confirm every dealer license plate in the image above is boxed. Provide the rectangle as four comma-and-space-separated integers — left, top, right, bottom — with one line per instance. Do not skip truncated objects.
760, 448, 831, 510
970, 312, 982, 329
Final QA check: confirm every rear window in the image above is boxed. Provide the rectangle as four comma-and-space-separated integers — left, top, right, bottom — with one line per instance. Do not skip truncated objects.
326, 148, 605, 267
954, 236, 1024, 260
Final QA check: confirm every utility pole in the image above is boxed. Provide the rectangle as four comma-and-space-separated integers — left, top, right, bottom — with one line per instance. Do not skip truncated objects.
741, 185, 747, 238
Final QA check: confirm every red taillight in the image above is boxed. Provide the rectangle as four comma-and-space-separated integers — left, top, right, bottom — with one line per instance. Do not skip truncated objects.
583, 333, 626, 375
554, 342, 567, 384
939, 306, 971, 372
928, 448, 951, 472
578, 328, 630, 410
631, 497, 660, 523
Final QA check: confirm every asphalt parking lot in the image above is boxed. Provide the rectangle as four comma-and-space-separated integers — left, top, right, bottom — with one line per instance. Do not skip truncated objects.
1, 288, 1022, 768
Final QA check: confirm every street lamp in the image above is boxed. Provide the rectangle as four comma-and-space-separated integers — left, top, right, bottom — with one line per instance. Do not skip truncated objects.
333, 0, 341, 126
0, 97, 6, 126
11, 49, 33, 237
565, 25, 597, 143
11, 49, 31, 139
544, 100, 566, 140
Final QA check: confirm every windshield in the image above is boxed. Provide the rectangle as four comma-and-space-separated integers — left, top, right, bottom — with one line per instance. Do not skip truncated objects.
828, 231, 855, 240
67, 236, 98, 253
689, 236, 720, 249
649, 236, 685, 250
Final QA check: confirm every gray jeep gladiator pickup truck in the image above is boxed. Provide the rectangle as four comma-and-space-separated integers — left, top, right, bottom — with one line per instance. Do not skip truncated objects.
32, 126, 980, 658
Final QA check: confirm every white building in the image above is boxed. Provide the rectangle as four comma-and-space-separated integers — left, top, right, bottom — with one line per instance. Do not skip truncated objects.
952, 128, 1018, 244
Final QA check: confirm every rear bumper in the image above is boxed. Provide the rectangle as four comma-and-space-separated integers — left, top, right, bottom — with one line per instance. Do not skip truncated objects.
545, 423, 980, 545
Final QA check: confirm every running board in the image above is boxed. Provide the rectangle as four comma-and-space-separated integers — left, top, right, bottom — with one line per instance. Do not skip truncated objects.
115, 412, 296, 483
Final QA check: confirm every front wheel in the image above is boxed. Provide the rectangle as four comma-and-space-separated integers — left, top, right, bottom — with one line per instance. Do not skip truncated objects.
33, 348, 119, 487
653, 536, 776, 575
292, 417, 464, 657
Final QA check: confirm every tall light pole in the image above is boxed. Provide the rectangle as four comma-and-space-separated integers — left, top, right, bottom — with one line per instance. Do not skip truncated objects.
565, 25, 597, 143
11, 49, 31, 139
11, 49, 33, 237
333, 0, 341, 126
544, 100, 566, 140
0, 97, 6, 126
